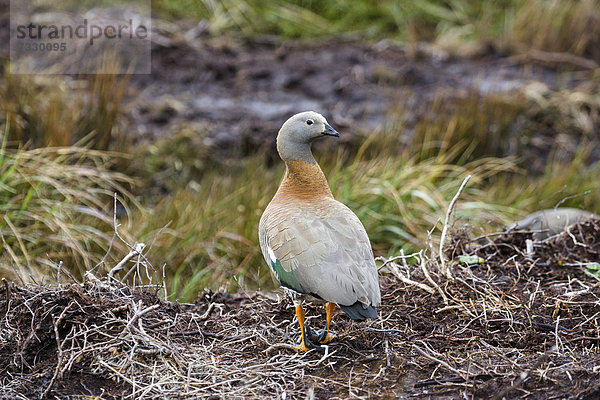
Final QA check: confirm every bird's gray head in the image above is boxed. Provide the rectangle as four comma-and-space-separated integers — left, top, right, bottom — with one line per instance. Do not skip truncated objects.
276, 111, 339, 163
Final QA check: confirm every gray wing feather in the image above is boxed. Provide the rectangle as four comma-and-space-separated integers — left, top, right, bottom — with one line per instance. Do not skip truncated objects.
260, 199, 381, 307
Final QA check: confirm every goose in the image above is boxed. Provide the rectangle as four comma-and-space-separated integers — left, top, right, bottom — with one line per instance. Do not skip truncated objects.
259, 111, 381, 350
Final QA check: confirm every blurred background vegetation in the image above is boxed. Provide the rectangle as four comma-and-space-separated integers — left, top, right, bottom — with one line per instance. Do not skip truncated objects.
1, 0, 599, 301
152, 0, 600, 61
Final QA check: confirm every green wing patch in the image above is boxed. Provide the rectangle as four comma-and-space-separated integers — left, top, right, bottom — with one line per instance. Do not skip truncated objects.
271, 259, 304, 294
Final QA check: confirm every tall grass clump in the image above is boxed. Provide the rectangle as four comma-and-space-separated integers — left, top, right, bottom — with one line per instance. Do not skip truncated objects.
411, 90, 525, 163
521, 81, 600, 142
0, 136, 136, 283
508, 0, 600, 63
132, 124, 214, 195
329, 153, 517, 255
134, 154, 281, 300
0, 70, 129, 150
153, 0, 498, 40
484, 149, 600, 219
407, 80, 600, 169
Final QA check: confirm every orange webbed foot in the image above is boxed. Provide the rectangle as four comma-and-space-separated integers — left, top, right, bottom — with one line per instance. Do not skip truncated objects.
318, 332, 335, 344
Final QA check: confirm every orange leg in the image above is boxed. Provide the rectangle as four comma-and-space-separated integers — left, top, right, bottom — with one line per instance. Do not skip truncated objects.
320, 302, 336, 344
295, 305, 311, 351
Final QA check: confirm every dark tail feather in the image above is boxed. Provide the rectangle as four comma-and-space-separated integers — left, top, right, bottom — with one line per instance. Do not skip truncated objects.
340, 301, 378, 321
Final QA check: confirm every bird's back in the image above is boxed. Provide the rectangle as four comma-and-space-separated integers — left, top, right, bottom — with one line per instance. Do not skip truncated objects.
260, 192, 381, 314
259, 113, 380, 321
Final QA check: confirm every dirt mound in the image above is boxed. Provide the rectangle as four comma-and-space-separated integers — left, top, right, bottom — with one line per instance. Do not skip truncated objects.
1, 221, 599, 399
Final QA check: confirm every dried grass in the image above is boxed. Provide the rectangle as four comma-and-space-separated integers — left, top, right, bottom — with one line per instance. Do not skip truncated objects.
1, 205, 599, 398
0, 141, 137, 283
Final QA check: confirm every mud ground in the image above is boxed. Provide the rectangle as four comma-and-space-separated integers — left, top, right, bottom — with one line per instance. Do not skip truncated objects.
1, 219, 599, 399
126, 36, 598, 167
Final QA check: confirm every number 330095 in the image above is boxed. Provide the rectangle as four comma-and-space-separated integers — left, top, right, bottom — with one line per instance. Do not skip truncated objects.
21, 42, 66, 51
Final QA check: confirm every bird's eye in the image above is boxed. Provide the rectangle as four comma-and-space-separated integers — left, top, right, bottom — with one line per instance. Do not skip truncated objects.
306, 119, 314, 125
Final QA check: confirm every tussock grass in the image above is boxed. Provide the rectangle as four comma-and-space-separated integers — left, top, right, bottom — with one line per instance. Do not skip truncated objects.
153, 0, 397, 37
484, 152, 600, 220
411, 90, 525, 163
407, 80, 600, 167
135, 155, 280, 300
329, 151, 516, 253
522, 81, 600, 142
509, 0, 600, 61
0, 71, 129, 150
133, 124, 214, 194
0, 54, 135, 283
0, 137, 136, 283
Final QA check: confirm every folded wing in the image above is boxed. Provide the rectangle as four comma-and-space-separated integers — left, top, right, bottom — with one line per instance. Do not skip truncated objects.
259, 199, 381, 309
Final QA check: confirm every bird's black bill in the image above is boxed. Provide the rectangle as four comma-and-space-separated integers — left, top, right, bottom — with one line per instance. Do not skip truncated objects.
322, 124, 340, 137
